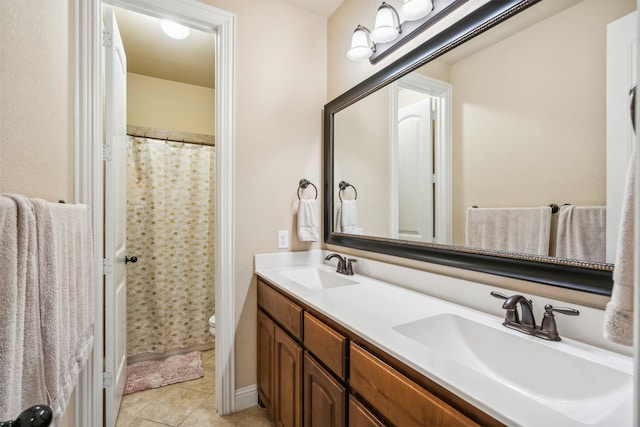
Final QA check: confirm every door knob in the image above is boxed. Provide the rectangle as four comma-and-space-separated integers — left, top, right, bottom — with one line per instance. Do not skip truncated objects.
125, 256, 138, 264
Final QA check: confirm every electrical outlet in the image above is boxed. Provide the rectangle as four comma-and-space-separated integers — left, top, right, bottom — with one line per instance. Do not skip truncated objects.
278, 230, 289, 249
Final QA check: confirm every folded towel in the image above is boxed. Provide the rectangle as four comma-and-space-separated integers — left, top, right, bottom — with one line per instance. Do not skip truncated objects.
297, 198, 319, 242
465, 206, 552, 256
604, 145, 635, 346
32, 199, 94, 425
336, 200, 361, 234
0, 195, 47, 420
555, 205, 606, 262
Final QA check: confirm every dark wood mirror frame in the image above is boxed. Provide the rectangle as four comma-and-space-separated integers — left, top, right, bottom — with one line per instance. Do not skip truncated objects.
323, 0, 613, 296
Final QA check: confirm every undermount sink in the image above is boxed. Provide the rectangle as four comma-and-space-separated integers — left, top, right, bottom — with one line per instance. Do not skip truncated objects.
279, 267, 358, 290
393, 313, 632, 424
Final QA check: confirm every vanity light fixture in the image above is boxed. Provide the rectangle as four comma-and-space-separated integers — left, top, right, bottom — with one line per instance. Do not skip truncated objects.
347, 25, 376, 61
161, 19, 190, 40
347, 0, 465, 64
402, 0, 434, 21
371, 2, 402, 44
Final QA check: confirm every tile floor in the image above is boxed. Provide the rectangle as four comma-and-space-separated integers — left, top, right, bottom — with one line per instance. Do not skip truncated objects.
115, 349, 275, 426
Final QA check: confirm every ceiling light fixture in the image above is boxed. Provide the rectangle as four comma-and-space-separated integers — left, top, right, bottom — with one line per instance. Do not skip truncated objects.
161, 19, 190, 40
347, 0, 464, 64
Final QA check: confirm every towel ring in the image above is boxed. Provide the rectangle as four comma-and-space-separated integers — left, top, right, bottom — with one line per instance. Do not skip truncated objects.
338, 181, 358, 202
297, 179, 318, 200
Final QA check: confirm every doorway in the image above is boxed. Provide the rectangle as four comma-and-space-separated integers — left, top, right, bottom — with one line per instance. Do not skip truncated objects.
73, 1, 236, 425
390, 73, 453, 245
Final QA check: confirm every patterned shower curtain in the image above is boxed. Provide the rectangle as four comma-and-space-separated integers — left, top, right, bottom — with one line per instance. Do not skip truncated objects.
126, 135, 215, 357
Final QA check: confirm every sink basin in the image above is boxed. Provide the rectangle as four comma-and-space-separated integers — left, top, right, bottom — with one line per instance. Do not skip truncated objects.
279, 268, 358, 290
393, 314, 632, 424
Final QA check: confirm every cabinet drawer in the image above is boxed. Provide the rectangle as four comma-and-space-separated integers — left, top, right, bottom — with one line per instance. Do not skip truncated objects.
258, 279, 303, 340
350, 343, 479, 427
303, 312, 346, 380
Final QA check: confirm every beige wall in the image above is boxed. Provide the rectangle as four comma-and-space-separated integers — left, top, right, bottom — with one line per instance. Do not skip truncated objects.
0, 0, 74, 201
202, 0, 326, 390
127, 73, 215, 135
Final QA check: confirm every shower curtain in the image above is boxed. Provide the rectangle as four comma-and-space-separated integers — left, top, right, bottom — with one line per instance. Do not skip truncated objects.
126, 135, 215, 357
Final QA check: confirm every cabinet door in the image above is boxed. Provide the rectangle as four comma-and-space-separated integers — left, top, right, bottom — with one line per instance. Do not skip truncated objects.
257, 309, 275, 418
275, 326, 303, 427
303, 353, 346, 427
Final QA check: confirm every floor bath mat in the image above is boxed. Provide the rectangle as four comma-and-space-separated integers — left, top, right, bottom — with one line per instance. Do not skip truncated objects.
124, 351, 203, 395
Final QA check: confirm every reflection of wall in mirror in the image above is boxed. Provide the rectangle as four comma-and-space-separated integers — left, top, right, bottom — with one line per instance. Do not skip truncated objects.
334, 87, 391, 236
415, 0, 635, 249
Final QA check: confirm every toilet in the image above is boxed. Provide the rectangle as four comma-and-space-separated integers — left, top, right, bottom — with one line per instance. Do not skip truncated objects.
208, 314, 216, 342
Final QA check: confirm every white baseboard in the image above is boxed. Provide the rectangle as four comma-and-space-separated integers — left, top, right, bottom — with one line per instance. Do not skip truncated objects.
235, 384, 258, 412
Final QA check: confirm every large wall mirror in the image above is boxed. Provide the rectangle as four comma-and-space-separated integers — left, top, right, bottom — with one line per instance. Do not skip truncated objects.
324, 0, 637, 296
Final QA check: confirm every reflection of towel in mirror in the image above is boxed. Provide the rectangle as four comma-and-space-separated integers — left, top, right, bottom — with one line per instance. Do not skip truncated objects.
465, 206, 552, 256
336, 199, 361, 234
604, 146, 635, 346
297, 198, 319, 242
555, 205, 606, 262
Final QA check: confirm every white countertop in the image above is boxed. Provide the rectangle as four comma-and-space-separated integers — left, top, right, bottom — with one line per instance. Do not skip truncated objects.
255, 250, 634, 427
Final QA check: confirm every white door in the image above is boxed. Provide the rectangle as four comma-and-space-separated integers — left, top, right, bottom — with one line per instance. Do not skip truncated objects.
606, 11, 637, 263
398, 98, 434, 242
104, 7, 128, 427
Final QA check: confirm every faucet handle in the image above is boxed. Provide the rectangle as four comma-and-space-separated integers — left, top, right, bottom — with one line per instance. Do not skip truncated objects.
545, 305, 580, 317
345, 258, 357, 275
539, 304, 579, 341
490, 291, 508, 300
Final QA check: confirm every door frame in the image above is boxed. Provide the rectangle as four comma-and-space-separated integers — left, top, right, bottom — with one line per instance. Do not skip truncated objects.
73, 0, 236, 424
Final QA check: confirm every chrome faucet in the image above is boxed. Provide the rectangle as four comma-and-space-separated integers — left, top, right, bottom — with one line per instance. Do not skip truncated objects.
491, 291, 579, 341
325, 253, 357, 275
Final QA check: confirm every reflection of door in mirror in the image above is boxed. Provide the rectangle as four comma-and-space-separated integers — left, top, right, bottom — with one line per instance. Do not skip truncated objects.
391, 73, 452, 244
606, 11, 637, 263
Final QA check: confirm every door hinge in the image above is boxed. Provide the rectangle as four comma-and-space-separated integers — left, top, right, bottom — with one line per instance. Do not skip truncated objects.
102, 144, 113, 161
103, 30, 112, 48
103, 371, 112, 388
103, 258, 113, 275
431, 174, 438, 183
431, 108, 438, 120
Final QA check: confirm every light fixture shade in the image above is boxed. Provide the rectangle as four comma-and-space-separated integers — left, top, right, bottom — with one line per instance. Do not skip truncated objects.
347, 26, 373, 61
402, 0, 434, 21
161, 20, 190, 40
371, 3, 400, 44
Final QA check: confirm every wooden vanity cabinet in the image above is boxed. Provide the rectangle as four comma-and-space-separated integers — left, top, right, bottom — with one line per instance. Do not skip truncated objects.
258, 282, 303, 427
257, 278, 502, 427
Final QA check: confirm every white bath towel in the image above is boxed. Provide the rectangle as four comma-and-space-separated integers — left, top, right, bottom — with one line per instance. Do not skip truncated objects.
604, 146, 635, 346
336, 200, 361, 234
465, 206, 552, 256
0, 195, 47, 420
32, 199, 94, 425
297, 198, 319, 242
556, 205, 606, 262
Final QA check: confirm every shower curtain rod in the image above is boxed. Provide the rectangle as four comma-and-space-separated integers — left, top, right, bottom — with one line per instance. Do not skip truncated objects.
126, 125, 215, 147
127, 132, 215, 147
